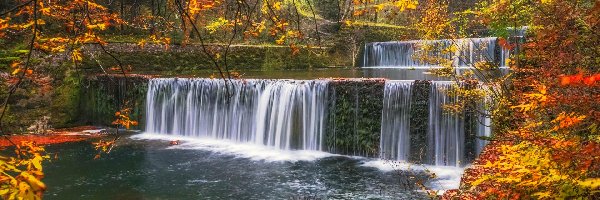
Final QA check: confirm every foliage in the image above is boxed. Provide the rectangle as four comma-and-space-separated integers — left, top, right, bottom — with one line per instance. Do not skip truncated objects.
93, 107, 138, 160
351, 0, 418, 17
326, 79, 384, 156
469, 140, 600, 198
0, 141, 49, 200
417, 0, 453, 40
0, 0, 596, 198
112, 108, 138, 130
435, 0, 600, 199
476, 0, 534, 37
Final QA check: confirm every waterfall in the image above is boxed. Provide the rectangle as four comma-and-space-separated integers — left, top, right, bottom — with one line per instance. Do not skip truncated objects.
379, 81, 491, 166
363, 37, 509, 68
428, 82, 465, 166
380, 81, 413, 160
145, 78, 329, 151
476, 96, 492, 155
144, 78, 491, 166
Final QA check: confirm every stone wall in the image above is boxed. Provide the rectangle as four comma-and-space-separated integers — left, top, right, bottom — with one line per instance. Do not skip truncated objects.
81, 44, 336, 74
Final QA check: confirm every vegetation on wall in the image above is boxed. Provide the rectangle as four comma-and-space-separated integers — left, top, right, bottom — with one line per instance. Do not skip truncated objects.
408, 80, 430, 163
82, 44, 334, 74
78, 75, 148, 128
326, 79, 384, 157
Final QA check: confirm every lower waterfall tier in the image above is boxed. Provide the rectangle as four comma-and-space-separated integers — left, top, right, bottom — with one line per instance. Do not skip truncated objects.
101, 77, 492, 167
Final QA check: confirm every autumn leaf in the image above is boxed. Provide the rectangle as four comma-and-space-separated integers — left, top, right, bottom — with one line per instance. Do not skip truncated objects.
273, 1, 282, 10
71, 50, 82, 62
275, 35, 285, 45
11, 68, 21, 75
551, 112, 586, 131
137, 39, 146, 48
205, 17, 230, 34
290, 43, 300, 56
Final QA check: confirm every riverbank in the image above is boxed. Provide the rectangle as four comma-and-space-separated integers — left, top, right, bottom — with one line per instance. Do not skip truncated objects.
0, 126, 109, 147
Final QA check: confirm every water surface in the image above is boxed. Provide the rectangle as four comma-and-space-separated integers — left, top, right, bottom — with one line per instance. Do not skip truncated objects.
43, 136, 439, 199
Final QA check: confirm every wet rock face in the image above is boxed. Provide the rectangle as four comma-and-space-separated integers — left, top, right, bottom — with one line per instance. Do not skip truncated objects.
79, 76, 487, 164
408, 80, 430, 163
78, 75, 148, 128
326, 79, 385, 157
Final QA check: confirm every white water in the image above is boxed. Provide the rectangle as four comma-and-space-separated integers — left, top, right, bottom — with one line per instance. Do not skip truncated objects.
132, 133, 464, 193
380, 81, 413, 160
131, 133, 333, 162
379, 81, 491, 167
361, 159, 464, 193
428, 82, 465, 166
145, 78, 329, 151
363, 37, 509, 68
142, 78, 491, 191
141, 78, 475, 193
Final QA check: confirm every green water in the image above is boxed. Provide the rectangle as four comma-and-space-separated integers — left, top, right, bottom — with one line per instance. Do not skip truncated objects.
40, 136, 430, 199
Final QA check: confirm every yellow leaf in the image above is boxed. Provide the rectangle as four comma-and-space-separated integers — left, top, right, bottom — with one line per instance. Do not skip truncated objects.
579, 178, 600, 189
205, 17, 229, 34
533, 191, 551, 198
273, 1, 282, 10
11, 68, 21, 75
18, 181, 30, 194
31, 155, 43, 171
71, 50, 82, 62
137, 39, 146, 48
275, 35, 285, 45
21, 172, 46, 191
375, 4, 385, 12
344, 20, 353, 26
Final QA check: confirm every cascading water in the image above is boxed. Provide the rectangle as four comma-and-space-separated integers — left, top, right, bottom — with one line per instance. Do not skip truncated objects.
476, 97, 492, 155
428, 82, 465, 166
363, 37, 509, 68
144, 78, 490, 166
378, 81, 491, 166
379, 81, 413, 160
145, 78, 329, 151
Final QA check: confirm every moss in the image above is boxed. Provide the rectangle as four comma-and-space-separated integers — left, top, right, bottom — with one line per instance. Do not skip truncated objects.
409, 80, 430, 163
49, 71, 82, 128
0, 61, 84, 132
463, 81, 480, 163
81, 44, 332, 74
326, 79, 384, 157
78, 75, 148, 128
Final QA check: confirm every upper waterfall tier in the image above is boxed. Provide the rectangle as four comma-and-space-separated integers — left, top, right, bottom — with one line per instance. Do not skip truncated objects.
145, 78, 329, 151
363, 37, 509, 68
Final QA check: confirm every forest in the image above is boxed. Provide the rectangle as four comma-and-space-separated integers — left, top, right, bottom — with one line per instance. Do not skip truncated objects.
0, 0, 599, 199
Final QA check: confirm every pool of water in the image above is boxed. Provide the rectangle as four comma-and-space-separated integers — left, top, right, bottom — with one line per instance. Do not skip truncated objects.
40, 134, 460, 199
